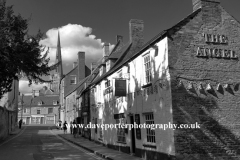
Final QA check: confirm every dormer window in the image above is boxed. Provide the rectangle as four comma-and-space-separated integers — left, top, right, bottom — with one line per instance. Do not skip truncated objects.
70, 75, 77, 84
38, 101, 43, 105
53, 100, 58, 105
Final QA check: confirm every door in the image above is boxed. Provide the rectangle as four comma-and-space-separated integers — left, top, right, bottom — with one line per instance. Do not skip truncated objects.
26, 117, 30, 124
36, 117, 41, 124
40, 117, 44, 124
130, 115, 136, 154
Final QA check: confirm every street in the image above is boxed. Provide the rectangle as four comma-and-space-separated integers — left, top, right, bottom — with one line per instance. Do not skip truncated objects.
0, 126, 104, 160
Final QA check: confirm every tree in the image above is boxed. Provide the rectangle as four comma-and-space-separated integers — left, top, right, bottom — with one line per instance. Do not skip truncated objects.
0, 1, 54, 98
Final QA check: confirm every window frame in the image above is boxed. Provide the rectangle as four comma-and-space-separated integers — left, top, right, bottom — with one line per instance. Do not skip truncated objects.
53, 100, 58, 105
116, 118, 126, 143
48, 108, 53, 114
145, 113, 156, 143
37, 109, 41, 114
143, 53, 152, 84
70, 75, 77, 85
99, 119, 103, 140
23, 108, 28, 113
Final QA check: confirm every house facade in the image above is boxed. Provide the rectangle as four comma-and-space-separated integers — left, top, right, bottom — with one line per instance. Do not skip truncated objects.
80, 0, 240, 159
63, 51, 91, 124
57, 0, 240, 159
18, 88, 59, 124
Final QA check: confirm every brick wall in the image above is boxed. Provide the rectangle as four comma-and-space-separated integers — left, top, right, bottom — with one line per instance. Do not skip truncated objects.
168, 5, 240, 160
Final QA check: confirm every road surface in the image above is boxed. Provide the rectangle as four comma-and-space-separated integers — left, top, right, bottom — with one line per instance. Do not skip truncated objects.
0, 125, 104, 160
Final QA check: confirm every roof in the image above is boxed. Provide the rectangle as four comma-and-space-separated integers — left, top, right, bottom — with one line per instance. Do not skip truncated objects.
108, 39, 125, 59
19, 95, 59, 107
90, 9, 202, 86
64, 75, 91, 98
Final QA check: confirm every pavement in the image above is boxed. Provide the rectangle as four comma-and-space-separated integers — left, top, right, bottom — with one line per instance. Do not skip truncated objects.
0, 125, 143, 160
52, 130, 143, 160
0, 125, 24, 146
0, 125, 107, 160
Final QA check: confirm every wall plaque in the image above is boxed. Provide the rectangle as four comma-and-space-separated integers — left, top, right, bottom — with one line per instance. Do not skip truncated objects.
196, 33, 238, 59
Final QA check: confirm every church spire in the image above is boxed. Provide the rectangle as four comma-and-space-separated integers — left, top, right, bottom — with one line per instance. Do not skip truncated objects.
55, 30, 63, 79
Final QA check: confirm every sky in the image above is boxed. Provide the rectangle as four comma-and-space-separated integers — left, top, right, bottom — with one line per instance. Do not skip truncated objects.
5, 0, 240, 94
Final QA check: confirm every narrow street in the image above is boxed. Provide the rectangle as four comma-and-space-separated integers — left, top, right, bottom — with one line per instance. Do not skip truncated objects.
0, 126, 104, 160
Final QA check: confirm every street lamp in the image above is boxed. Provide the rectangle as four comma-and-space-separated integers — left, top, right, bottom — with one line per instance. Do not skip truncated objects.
21, 94, 24, 120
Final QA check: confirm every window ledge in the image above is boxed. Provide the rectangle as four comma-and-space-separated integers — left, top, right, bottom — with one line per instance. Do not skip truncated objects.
142, 83, 152, 89
116, 141, 127, 144
143, 144, 156, 149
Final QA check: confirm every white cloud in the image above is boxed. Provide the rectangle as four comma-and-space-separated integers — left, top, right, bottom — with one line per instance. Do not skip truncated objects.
39, 23, 115, 71
19, 80, 48, 94
20, 23, 115, 94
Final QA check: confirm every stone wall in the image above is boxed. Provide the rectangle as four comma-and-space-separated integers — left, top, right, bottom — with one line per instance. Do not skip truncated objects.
168, 3, 240, 160
0, 107, 17, 141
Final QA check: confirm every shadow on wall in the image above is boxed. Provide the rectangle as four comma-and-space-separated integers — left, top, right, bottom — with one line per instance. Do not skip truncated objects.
171, 79, 240, 160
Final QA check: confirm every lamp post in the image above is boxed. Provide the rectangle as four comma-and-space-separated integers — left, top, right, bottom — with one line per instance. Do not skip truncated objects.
21, 94, 24, 120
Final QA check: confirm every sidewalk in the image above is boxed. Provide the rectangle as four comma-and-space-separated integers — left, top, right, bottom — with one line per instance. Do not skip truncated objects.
0, 126, 24, 145
57, 133, 143, 160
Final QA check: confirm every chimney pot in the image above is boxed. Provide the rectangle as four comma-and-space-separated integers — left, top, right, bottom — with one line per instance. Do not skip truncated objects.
102, 43, 110, 57
192, 0, 221, 28
78, 52, 86, 83
116, 35, 123, 43
192, 0, 220, 12
73, 62, 77, 68
129, 19, 144, 52
91, 62, 97, 74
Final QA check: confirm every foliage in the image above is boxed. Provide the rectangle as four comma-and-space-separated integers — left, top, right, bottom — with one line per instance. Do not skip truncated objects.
0, 1, 52, 98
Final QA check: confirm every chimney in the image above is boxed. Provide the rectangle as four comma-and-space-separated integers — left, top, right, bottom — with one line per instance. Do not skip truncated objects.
129, 19, 144, 53
192, 0, 221, 27
91, 62, 97, 74
32, 89, 35, 98
103, 43, 110, 57
116, 35, 123, 44
73, 62, 77, 68
78, 52, 85, 83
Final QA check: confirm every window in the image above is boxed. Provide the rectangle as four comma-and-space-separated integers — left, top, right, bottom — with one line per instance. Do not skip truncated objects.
53, 100, 58, 105
105, 80, 111, 88
99, 119, 103, 140
23, 108, 28, 113
46, 116, 54, 120
38, 101, 42, 105
144, 54, 152, 84
48, 108, 53, 114
70, 76, 76, 84
37, 109, 41, 114
116, 118, 126, 143
145, 113, 155, 143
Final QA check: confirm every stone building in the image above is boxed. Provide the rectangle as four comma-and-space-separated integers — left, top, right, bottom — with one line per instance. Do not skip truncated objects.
0, 80, 19, 140
63, 51, 91, 124
83, 0, 240, 159
18, 87, 59, 124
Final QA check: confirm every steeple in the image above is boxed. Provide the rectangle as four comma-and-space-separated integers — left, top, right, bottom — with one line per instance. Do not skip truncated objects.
55, 30, 63, 79
49, 30, 63, 94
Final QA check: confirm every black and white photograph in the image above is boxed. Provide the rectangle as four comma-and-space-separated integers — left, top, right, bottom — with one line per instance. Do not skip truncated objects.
1, 0, 240, 159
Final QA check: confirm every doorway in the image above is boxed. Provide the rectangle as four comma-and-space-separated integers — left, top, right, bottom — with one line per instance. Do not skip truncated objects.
130, 115, 136, 154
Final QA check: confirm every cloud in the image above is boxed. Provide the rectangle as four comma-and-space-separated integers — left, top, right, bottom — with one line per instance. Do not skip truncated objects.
39, 24, 114, 74
19, 80, 48, 94
20, 23, 115, 94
